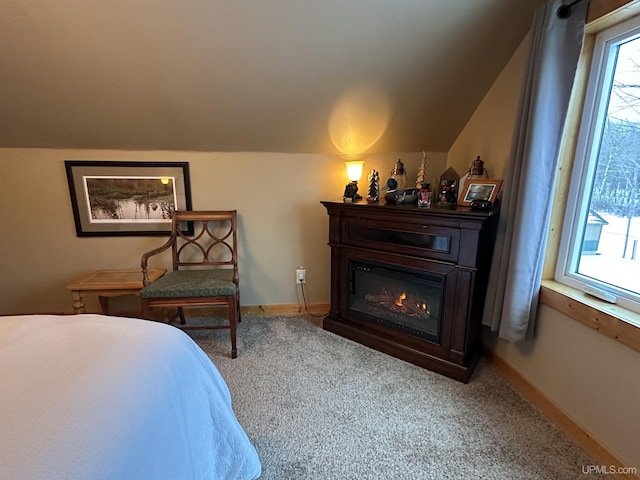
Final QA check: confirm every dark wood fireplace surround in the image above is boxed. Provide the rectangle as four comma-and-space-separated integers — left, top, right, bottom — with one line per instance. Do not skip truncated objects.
321, 201, 499, 383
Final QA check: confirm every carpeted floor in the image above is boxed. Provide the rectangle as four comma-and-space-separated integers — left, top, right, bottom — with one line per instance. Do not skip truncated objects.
187, 314, 610, 480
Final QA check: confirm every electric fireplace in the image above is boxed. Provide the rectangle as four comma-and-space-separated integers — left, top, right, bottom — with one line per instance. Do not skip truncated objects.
321, 200, 498, 383
347, 259, 443, 344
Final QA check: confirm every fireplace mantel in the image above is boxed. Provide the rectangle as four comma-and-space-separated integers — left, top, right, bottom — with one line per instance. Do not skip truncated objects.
321, 200, 499, 382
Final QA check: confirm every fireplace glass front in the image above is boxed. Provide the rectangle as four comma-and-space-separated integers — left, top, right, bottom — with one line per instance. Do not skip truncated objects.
347, 259, 444, 343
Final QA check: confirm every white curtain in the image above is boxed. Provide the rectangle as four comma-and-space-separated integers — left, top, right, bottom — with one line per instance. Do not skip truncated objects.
482, 0, 588, 341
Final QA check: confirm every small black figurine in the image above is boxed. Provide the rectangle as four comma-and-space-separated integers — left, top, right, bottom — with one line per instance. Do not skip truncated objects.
344, 183, 355, 197
439, 180, 457, 206
343, 181, 361, 202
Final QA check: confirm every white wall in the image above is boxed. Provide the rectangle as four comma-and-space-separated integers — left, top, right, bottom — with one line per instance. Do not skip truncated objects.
450, 36, 640, 468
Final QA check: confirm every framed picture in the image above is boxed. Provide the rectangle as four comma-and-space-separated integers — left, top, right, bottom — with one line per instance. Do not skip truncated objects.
458, 179, 503, 207
65, 160, 193, 236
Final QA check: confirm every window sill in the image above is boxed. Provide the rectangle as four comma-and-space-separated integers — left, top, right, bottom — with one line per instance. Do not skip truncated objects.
539, 280, 640, 354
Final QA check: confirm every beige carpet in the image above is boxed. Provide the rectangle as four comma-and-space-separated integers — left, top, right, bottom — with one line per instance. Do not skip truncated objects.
187, 314, 611, 480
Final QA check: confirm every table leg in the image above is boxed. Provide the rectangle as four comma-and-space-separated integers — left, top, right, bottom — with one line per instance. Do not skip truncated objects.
71, 290, 86, 314
98, 296, 109, 315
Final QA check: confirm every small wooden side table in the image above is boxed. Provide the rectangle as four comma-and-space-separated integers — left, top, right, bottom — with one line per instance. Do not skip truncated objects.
66, 268, 167, 314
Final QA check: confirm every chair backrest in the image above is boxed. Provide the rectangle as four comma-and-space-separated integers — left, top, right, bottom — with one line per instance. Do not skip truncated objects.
170, 210, 238, 281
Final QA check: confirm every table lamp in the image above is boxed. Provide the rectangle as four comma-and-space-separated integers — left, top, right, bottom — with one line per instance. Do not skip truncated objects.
344, 161, 364, 202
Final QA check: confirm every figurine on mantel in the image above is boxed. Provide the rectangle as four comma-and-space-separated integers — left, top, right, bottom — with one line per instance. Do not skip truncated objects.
438, 180, 457, 207
367, 169, 380, 203
458, 156, 489, 203
390, 158, 408, 190
416, 151, 428, 189
381, 178, 399, 203
382, 177, 419, 204
343, 181, 361, 202
437, 166, 460, 208
469, 156, 488, 177
382, 177, 398, 195
418, 183, 432, 208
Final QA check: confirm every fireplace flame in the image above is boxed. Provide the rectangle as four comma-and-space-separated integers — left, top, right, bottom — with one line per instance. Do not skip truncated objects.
395, 292, 407, 307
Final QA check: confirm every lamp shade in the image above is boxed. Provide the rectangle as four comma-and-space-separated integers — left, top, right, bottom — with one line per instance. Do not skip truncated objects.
345, 161, 364, 182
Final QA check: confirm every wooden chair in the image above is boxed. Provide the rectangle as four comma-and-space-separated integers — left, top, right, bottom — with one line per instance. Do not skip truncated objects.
140, 210, 240, 358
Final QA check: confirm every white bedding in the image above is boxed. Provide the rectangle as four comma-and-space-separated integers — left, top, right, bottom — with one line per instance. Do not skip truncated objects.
0, 314, 261, 480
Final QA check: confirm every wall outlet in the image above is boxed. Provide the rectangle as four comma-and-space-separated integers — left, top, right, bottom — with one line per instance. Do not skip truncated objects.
296, 267, 306, 284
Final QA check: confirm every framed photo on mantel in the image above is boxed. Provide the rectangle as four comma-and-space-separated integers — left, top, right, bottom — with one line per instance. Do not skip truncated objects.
457, 179, 503, 207
65, 160, 193, 236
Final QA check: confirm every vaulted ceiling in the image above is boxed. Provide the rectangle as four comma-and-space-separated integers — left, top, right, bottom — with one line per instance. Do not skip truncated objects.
0, 0, 546, 154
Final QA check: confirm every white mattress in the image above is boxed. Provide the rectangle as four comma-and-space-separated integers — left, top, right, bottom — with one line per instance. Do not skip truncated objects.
0, 314, 261, 479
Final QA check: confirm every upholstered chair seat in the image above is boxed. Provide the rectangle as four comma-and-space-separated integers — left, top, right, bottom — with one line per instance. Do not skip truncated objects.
140, 269, 235, 299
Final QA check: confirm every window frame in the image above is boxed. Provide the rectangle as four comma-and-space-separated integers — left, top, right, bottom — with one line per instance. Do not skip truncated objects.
555, 14, 640, 315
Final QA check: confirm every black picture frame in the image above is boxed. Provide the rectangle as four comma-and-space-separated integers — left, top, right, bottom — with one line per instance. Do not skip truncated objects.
65, 160, 193, 236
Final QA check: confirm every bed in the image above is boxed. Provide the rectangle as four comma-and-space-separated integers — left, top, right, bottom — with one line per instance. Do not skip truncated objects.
0, 314, 261, 480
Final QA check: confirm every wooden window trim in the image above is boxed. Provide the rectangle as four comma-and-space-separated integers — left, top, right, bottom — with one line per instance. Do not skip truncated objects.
540, 281, 640, 354
586, 0, 640, 32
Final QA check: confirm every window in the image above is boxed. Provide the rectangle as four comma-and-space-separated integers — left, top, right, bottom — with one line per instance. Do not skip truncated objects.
557, 15, 640, 314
